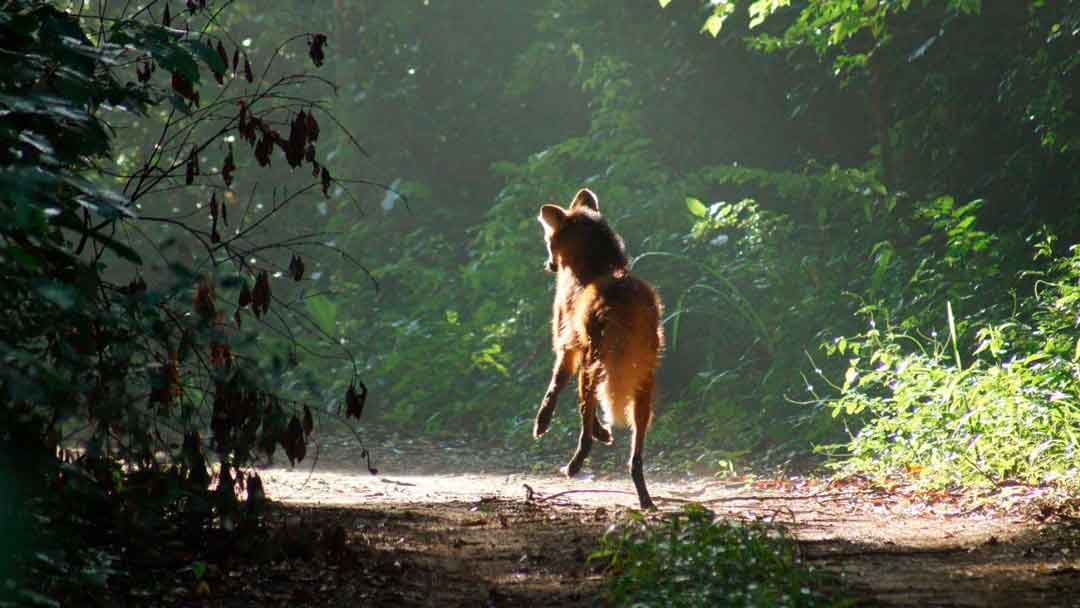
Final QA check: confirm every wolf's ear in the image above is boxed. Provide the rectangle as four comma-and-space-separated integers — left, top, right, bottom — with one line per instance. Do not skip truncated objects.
538, 204, 567, 234
570, 188, 599, 212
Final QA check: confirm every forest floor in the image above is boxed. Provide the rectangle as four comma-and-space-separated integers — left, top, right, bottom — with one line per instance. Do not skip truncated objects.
175, 428, 1080, 607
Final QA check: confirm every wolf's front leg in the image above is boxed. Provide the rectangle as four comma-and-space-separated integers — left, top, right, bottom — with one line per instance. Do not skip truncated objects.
534, 349, 576, 438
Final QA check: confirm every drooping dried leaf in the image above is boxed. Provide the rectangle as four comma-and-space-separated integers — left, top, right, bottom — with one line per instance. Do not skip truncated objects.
344, 382, 366, 420
185, 151, 195, 185
283, 415, 306, 465
302, 404, 314, 436
243, 57, 253, 82
308, 33, 328, 67
238, 281, 252, 307
171, 71, 199, 107
252, 270, 271, 318
233, 307, 242, 328
194, 277, 215, 319
305, 111, 320, 142
321, 166, 331, 197
186, 146, 201, 184
237, 102, 258, 146
163, 2, 172, 26
232, 47, 240, 72
255, 130, 274, 167
285, 111, 308, 168
221, 192, 229, 226
209, 191, 219, 242
288, 254, 305, 281
216, 41, 229, 81
222, 144, 235, 187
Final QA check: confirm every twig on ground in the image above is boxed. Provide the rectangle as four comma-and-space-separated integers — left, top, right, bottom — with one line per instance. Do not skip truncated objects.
523, 484, 637, 504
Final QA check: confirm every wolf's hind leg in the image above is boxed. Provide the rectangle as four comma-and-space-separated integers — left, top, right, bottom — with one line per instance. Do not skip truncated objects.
562, 358, 599, 477
629, 376, 656, 510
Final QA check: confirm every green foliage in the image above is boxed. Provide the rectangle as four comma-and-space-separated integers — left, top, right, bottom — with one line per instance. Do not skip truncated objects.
689, 0, 985, 74
209, 0, 1080, 495
823, 241, 1080, 487
324, 0, 1074, 477
592, 504, 845, 607
0, 1, 367, 603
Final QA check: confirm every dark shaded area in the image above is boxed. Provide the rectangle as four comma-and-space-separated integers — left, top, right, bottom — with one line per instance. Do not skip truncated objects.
805, 522, 1080, 607
114, 500, 608, 607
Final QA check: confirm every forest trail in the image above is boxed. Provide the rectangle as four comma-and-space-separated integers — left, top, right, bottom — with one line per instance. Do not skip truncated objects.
251, 430, 1080, 607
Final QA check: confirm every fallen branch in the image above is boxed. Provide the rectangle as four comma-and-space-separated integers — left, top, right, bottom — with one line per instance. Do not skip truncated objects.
523, 484, 636, 503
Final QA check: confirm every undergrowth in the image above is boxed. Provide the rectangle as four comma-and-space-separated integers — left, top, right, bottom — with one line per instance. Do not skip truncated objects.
821, 238, 1080, 488
591, 504, 847, 607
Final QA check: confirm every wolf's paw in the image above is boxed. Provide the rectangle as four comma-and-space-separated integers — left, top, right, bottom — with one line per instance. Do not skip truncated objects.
560, 461, 583, 479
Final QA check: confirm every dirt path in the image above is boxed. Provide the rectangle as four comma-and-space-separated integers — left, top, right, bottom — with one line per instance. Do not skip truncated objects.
249, 430, 1080, 607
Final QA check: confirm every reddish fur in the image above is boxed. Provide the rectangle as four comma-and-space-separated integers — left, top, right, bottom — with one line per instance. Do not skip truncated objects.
533, 188, 663, 510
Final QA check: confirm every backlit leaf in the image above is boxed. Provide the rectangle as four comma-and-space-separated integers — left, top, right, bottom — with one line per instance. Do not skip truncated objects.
686, 197, 708, 217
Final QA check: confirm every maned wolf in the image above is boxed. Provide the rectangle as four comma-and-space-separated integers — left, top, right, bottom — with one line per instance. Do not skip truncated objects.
533, 188, 663, 510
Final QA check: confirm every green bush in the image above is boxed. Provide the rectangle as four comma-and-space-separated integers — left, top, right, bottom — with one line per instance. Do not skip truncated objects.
592, 504, 846, 608
823, 236, 1080, 487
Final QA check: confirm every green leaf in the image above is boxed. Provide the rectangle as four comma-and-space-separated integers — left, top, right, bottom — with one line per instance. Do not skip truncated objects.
843, 366, 858, 391
305, 294, 339, 335
183, 39, 227, 77
109, 23, 202, 84
658, 0, 672, 7
686, 197, 707, 217
946, 301, 962, 369
702, 14, 723, 37
749, 0, 790, 28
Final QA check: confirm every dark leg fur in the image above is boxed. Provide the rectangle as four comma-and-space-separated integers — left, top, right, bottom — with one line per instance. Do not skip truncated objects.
562, 362, 597, 478
534, 352, 574, 438
630, 452, 654, 510
629, 379, 656, 510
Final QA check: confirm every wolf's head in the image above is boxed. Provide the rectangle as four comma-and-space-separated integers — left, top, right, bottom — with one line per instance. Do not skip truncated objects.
538, 188, 627, 280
